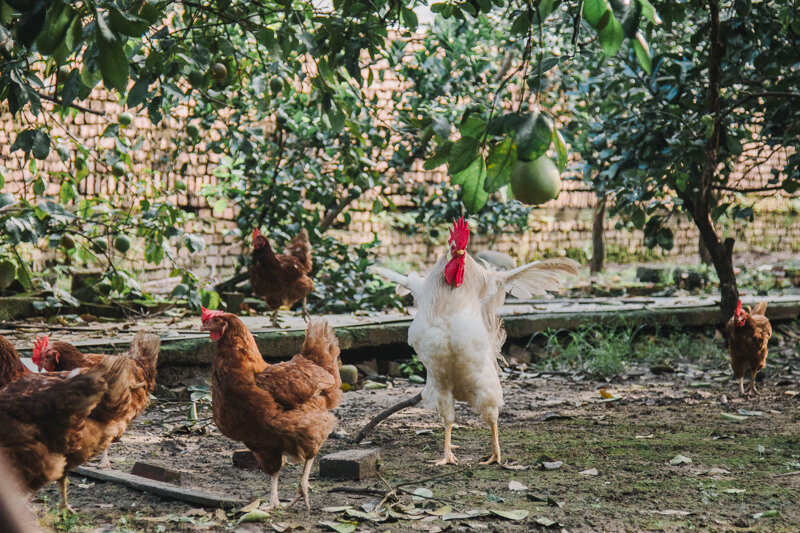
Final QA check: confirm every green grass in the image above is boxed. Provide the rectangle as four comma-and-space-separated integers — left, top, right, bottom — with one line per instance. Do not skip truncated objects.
530, 320, 728, 378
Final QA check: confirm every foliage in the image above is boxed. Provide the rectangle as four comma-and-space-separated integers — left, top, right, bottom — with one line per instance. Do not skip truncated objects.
562, 0, 800, 316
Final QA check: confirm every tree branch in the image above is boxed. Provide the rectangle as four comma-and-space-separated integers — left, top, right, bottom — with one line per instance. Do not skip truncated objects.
38, 92, 106, 116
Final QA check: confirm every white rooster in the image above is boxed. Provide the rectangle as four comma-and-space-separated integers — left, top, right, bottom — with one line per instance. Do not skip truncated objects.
371, 218, 579, 466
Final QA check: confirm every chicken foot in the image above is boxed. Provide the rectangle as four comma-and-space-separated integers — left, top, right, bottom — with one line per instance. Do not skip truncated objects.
270, 309, 281, 329
97, 449, 111, 469
58, 477, 76, 514
434, 424, 459, 466
478, 421, 502, 465
287, 458, 314, 510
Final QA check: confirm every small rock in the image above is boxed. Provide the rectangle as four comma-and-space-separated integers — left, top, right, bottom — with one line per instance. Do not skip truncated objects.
339, 365, 359, 386
669, 454, 692, 466
131, 462, 182, 483
319, 448, 381, 480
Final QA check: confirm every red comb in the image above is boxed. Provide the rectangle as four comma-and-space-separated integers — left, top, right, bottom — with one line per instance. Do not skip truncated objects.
735, 300, 743, 314
201, 307, 224, 324
32, 335, 49, 366
252, 229, 262, 241
449, 217, 470, 251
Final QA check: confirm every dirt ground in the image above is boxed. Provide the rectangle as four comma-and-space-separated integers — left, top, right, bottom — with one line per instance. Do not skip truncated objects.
29, 343, 800, 533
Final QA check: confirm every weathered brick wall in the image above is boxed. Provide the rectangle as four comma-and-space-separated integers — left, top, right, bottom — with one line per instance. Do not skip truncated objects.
2, 86, 798, 283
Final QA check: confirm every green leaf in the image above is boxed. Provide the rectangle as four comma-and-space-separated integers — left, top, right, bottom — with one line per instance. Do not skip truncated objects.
36, 0, 74, 55
212, 198, 227, 215
237, 510, 270, 524
609, 0, 642, 38
631, 208, 645, 229
484, 137, 516, 193
32, 130, 50, 160
632, 32, 652, 74
636, 0, 662, 24
424, 141, 453, 170
97, 32, 129, 93
401, 7, 418, 31
726, 134, 743, 156
108, 5, 150, 37
455, 157, 489, 213
33, 177, 46, 195
61, 68, 82, 109
94, 12, 117, 44
448, 136, 480, 175
127, 77, 150, 108
319, 522, 356, 533
553, 129, 568, 171
583, 0, 610, 27
460, 116, 487, 139
656, 227, 673, 250
598, 12, 625, 55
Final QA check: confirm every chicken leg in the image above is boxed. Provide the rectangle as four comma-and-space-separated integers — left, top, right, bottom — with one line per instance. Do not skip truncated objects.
97, 449, 111, 469
434, 423, 459, 466
287, 458, 314, 510
738, 375, 746, 396
750, 369, 760, 396
479, 421, 502, 465
58, 477, 76, 514
265, 472, 281, 509
270, 309, 280, 328
301, 298, 310, 323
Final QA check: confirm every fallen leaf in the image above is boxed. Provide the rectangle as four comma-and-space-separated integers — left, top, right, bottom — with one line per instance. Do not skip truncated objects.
753, 510, 780, 519
703, 467, 731, 476
362, 380, 387, 390
737, 409, 763, 416
784, 390, 798, 396
598, 389, 615, 398
412, 487, 433, 501
534, 516, 559, 527
215, 509, 228, 522
501, 461, 529, 471
490, 509, 529, 521
239, 500, 262, 514
321, 506, 352, 513
345, 509, 384, 521
578, 468, 598, 476
272, 523, 306, 532
525, 494, 561, 507
721, 412, 748, 422
487, 493, 505, 503
319, 522, 357, 533
541, 461, 563, 470
508, 480, 528, 491
635, 434, 655, 439
654, 510, 693, 516
415, 429, 434, 435
541, 412, 572, 421
425, 505, 452, 516
723, 489, 746, 494
238, 510, 271, 524
441, 509, 489, 521
689, 382, 711, 388
669, 455, 692, 466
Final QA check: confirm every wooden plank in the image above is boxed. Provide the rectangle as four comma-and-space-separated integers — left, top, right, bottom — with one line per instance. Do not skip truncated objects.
70, 466, 244, 509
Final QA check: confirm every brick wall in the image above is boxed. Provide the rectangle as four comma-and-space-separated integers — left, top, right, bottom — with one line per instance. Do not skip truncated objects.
2, 86, 798, 283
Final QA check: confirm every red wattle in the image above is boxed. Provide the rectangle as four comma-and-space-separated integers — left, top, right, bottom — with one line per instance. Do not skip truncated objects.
445, 256, 465, 287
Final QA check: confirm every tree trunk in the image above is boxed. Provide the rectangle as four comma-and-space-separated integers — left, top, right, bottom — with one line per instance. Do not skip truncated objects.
689, 0, 738, 322
589, 195, 607, 274
690, 210, 738, 320
698, 235, 713, 265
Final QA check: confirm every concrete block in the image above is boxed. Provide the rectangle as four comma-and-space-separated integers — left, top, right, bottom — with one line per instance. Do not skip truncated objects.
232, 449, 259, 470
131, 462, 182, 484
319, 448, 381, 480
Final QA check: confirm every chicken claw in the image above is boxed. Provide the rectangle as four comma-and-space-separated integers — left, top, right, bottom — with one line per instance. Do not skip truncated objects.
286, 459, 314, 510
97, 450, 112, 469
434, 451, 459, 466
479, 453, 500, 465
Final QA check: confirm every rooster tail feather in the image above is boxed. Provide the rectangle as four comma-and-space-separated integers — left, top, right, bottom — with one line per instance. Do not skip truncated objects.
91, 356, 133, 423
751, 300, 768, 316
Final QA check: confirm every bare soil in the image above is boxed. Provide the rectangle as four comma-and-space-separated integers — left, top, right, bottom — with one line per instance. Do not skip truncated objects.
31, 348, 800, 533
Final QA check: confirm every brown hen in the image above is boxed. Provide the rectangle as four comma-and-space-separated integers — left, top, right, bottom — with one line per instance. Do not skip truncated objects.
201, 308, 341, 509
250, 228, 314, 327
725, 300, 771, 396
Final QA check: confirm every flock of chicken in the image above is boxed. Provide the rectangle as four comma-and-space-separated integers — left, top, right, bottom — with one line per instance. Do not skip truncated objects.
0, 218, 773, 516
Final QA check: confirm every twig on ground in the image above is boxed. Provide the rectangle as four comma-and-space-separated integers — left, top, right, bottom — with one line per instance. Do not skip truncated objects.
353, 392, 423, 443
